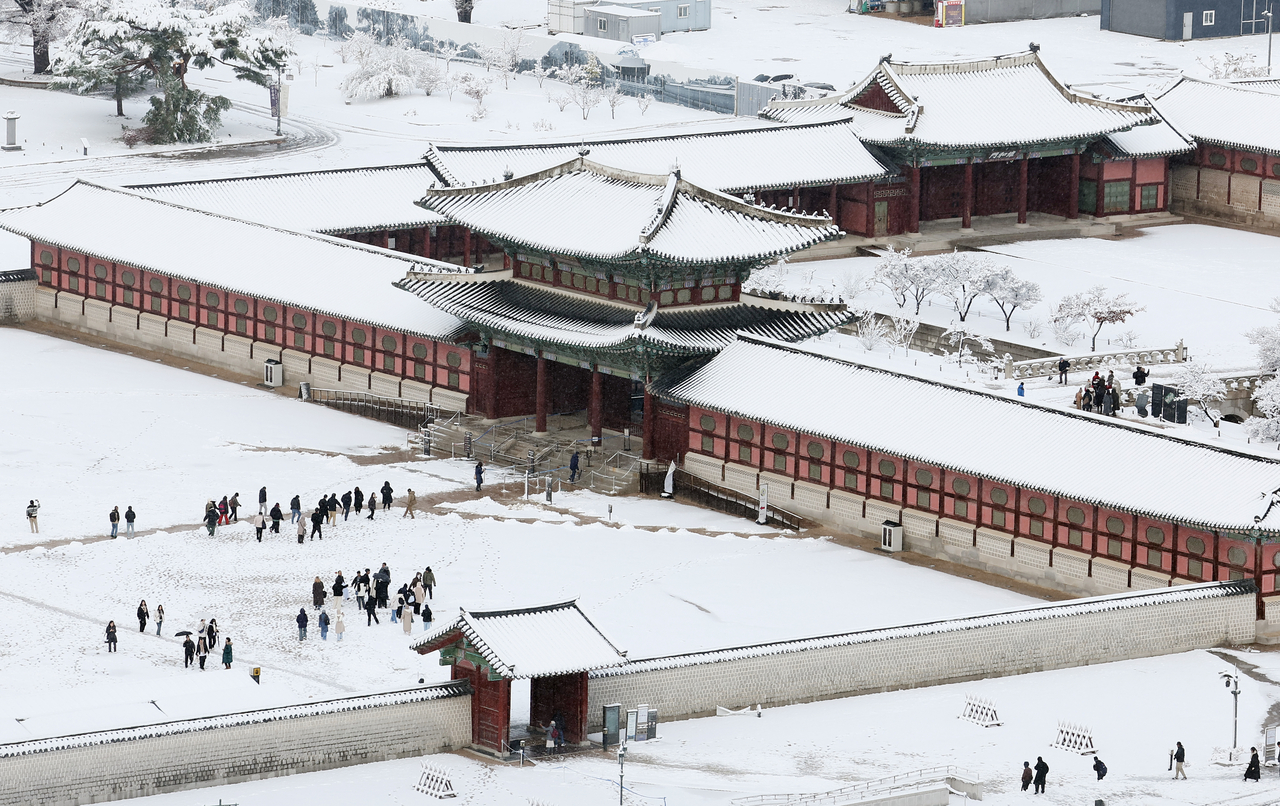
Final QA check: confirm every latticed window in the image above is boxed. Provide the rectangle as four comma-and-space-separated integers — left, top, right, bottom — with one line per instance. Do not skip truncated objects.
1103, 181, 1130, 213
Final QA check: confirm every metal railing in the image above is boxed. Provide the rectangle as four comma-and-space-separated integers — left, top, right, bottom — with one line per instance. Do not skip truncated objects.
732, 766, 979, 806
1005, 341, 1187, 380
640, 467, 805, 530
308, 388, 440, 430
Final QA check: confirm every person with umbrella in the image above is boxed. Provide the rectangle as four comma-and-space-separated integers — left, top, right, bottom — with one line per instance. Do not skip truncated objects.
222, 637, 233, 669
180, 632, 195, 667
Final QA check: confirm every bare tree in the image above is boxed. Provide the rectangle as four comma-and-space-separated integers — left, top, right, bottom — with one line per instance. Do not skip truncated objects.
1052, 285, 1145, 352
604, 84, 625, 119
434, 41, 461, 72
934, 250, 1002, 322
494, 29, 525, 89
1171, 361, 1227, 426
637, 93, 652, 115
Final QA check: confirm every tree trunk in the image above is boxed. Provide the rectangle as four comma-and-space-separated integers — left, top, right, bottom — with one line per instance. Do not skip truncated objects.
115, 75, 126, 117
32, 33, 50, 75
456, 6, 472, 22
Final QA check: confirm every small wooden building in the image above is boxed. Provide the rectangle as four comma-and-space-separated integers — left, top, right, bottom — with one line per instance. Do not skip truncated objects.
412, 600, 627, 754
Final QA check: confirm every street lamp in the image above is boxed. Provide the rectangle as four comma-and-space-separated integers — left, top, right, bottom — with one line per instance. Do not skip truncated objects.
1263, 7, 1274, 76
617, 744, 627, 806
1221, 670, 1241, 752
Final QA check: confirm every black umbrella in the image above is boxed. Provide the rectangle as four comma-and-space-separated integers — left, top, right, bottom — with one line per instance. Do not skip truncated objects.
174, 630, 193, 637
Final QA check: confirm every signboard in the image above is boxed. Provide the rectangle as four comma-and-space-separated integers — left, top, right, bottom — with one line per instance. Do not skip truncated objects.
603, 704, 621, 750
634, 704, 649, 741
269, 83, 290, 118
757, 483, 769, 525
632, 33, 656, 45
625, 708, 639, 741
935, 0, 963, 26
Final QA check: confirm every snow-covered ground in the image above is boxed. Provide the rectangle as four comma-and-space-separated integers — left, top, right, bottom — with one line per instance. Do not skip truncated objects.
0, 327, 1035, 743
86, 647, 1280, 806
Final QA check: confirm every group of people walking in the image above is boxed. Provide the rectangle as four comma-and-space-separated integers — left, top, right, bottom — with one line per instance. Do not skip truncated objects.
197, 482, 420, 542
107, 506, 137, 538
181, 617, 233, 670
298, 565, 436, 640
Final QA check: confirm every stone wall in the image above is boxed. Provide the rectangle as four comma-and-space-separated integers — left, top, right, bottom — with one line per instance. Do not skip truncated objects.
0, 271, 36, 323
586, 582, 1254, 729
31, 288, 466, 411
0, 684, 471, 806
1171, 165, 1280, 232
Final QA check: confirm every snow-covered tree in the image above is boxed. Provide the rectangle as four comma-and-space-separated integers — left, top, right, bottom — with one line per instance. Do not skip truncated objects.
886, 315, 919, 356
433, 41, 461, 72
987, 268, 1042, 332
1051, 285, 1145, 352
637, 93, 652, 115
493, 28, 525, 89
530, 62, 550, 87
415, 60, 441, 95
338, 30, 377, 63
459, 71, 492, 112
54, 0, 290, 142
1, 0, 78, 74
566, 73, 603, 119
1170, 361, 1227, 426
934, 250, 1001, 322
604, 84, 625, 119
1197, 53, 1269, 80
851, 306, 888, 351
872, 245, 919, 312
339, 40, 420, 99
942, 322, 993, 367
326, 5, 351, 39
1247, 380, 1280, 442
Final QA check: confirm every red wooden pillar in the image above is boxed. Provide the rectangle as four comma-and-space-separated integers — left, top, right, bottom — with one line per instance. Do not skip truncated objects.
1067, 152, 1080, 219
1095, 169, 1106, 219
908, 167, 921, 234
961, 161, 974, 230
535, 351, 548, 433
420, 227, 432, 258
1017, 156, 1029, 225
1130, 158, 1139, 214
642, 386, 655, 461
462, 228, 473, 267
828, 184, 839, 221
589, 366, 603, 442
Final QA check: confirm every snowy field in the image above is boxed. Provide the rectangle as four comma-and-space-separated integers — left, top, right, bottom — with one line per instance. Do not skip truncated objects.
0, 327, 1035, 744
84, 647, 1280, 806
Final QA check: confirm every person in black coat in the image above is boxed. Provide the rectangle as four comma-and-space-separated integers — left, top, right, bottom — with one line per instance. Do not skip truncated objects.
124, 505, 136, 538
258, 486, 268, 516
296, 608, 308, 640
310, 508, 324, 540
1133, 365, 1149, 386
270, 503, 283, 533
341, 491, 353, 521
183, 636, 195, 667
367, 494, 376, 520
380, 481, 393, 510
203, 506, 219, 536
290, 494, 301, 524
1057, 357, 1070, 384
1033, 757, 1049, 794
1245, 747, 1261, 781
105, 621, 118, 652
137, 600, 148, 632
332, 572, 346, 600
1093, 757, 1107, 780
325, 493, 339, 525
354, 487, 365, 514
475, 461, 484, 492
364, 594, 380, 625
569, 451, 580, 482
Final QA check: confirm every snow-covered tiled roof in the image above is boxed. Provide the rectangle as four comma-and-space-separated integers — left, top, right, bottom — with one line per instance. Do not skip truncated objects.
655, 335, 1280, 533
395, 276, 854, 354
411, 600, 626, 679
1102, 116, 1195, 159
1153, 77, 1280, 156
0, 182, 467, 340
416, 159, 840, 264
764, 51, 1157, 150
0, 682, 468, 758
423, 122, 892, 194
129, 164, 447, 234
589, 581, 1254, 677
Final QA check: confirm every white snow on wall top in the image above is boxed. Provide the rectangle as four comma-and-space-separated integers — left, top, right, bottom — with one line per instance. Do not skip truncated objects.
590, 581, 1254, 677
0, 682, 468, 759
1154, 77, 1280, 156
411, 600, 626, 679
424, 122, 892, 194
416, 160, 839, 264
657, 335, 1280, 532
0, 182, 466, 340
1103, 116, 1195, 159
130, 164, 448, 234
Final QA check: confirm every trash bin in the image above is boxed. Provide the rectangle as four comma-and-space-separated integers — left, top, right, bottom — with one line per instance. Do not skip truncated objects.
263, 359, 283, 388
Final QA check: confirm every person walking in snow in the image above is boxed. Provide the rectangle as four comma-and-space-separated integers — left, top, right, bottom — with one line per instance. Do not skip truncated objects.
341, 490, 352, 521
354, 487, 365, 515
367, 493, 377, 520
1020, 761, 1032, 791
296, 608, 308, 640
374, 565, 391, 608
207, 619, 219, 649
1057, 357, 1070, 384
401, 599, 414, 635
354, 570, 368, 612
105, 620, 118, 652
319, 610, 330, 640
109, 506, 120, 538
404, 488, 416, 519
196, 636, 209, 670
326, 493, 339, 526
310, 508, 324, 540
252, 511, 266, 542
258, 486, 268, 516
1017, 382, 1025, 397
1032, 757, 1048, 794
137, 600, 149, 632
222, 637, 233, 669
422, 601, 432, 632
228, 492, 240, 523
1245, 748, 1261, 781
312, 576, 326, 609
296, 516, 306, 544
183, 635, 195, 667
197, 618, 207, 644
475, 461, 485, 492
270, 503, 283, 534
335, 612, 345, 641
124, 506, 136, 538
570, 451, 580, 482
364, 594, 379, 626
380, 481, 394, 510
332, 571, 346, 602
1173, 742, 1187, 779
25, 499, 40, 533
413, 577, 426, 616
155, 604, 164, 636
1093, 757, 1107, 780
217, 496, 229, 526
423, 566, 436, 600
203, 505, 219, 536
290, 494, 301, 524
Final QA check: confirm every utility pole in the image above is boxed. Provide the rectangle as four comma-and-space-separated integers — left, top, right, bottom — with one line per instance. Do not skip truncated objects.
1265, 6, 1274, 76
617, 745, 627, 806
275, 65, 283, 137
1221, 670, 1241, 752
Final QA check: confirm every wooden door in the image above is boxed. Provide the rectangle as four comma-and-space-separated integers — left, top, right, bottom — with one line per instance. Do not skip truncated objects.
874, 202, 889, 236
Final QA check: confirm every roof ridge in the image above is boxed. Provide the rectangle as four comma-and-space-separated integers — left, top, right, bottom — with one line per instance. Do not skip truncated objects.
123, 161, 429, 191
464, 598, 580, 619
